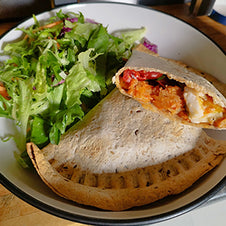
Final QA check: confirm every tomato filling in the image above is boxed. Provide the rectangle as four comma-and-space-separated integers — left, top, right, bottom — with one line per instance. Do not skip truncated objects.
120, 69, 187, 116
120, 69, 226, 127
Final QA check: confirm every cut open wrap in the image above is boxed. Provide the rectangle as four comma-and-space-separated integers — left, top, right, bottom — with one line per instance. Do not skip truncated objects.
113, 44, 226, 129
27, 89, 226, 211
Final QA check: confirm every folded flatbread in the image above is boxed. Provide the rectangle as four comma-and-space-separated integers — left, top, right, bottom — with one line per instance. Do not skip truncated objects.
27, 89, 226, 211
113, 44, 226, 129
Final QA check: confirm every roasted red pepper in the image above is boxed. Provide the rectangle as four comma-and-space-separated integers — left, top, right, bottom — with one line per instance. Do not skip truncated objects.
122, 69, 163, 83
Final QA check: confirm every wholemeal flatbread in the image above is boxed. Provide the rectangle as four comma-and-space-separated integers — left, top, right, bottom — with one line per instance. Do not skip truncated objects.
26, 89, 226, 211
113, 44, 226, 129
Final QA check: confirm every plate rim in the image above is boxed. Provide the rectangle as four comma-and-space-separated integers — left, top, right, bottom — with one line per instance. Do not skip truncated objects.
0, 2, 225, 225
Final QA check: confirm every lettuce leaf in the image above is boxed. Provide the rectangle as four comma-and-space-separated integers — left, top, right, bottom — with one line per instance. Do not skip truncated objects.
0, 10, 146, 159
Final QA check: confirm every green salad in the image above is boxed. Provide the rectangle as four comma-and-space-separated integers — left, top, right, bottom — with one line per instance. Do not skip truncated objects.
0, 10, 146, 166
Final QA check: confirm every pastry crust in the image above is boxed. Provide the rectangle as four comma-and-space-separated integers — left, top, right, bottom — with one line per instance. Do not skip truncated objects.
27, 137, 225, 211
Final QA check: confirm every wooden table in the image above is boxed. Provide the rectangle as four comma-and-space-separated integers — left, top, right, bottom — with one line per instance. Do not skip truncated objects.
0, 3, 225, 226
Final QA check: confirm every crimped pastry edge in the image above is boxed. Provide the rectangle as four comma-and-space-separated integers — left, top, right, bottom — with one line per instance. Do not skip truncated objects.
26, 139, 225, 211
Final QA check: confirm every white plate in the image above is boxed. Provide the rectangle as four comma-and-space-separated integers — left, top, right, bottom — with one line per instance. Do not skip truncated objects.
0, 2, 225, 225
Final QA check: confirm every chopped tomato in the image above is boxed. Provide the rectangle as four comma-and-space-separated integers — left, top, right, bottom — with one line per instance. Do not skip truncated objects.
120, 70, 186, 117
122, 69, 163, 83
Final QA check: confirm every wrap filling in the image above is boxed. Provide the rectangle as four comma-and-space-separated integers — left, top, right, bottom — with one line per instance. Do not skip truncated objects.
120, 69, 226, 128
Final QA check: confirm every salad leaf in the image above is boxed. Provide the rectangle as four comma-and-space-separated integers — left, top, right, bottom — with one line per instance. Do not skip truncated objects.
120, 27, 146, 46
49, 104, 84, 144
66, 61, 100, 107
0, 10, 147, 167
0, 95, 11, 117
88, 25, 110, 53
10, 79, 32, 150
30, 116, 49, 146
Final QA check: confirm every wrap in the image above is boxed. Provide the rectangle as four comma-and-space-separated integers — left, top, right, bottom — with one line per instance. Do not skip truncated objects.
27, 89, 226, 211
113, 44, 226, 129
